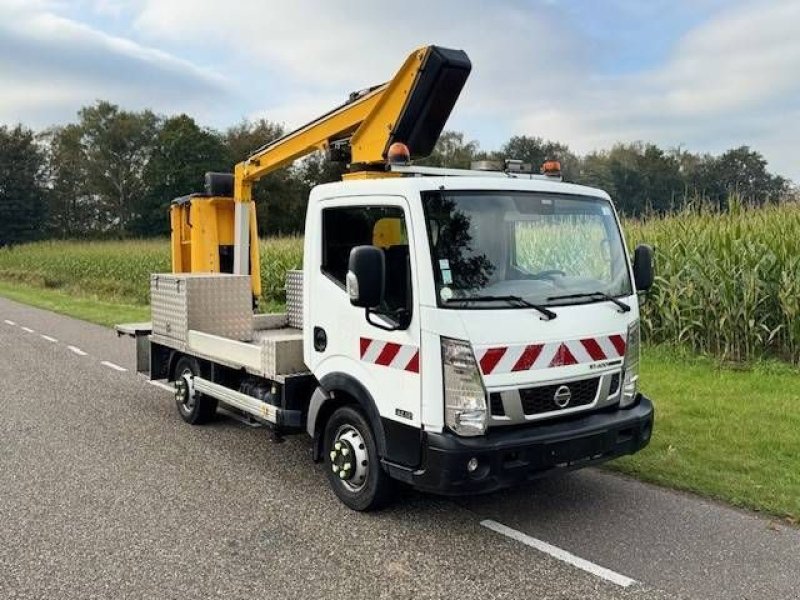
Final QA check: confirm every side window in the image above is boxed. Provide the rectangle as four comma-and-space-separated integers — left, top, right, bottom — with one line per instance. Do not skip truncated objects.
321, 205, 411, 313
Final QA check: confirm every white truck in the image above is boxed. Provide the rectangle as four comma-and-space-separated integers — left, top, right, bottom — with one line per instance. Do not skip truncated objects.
118, 45, 655, 511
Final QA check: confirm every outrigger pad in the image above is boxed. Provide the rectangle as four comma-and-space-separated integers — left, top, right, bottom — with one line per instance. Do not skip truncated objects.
390, 46, 472, 159
204, 172, 234, 197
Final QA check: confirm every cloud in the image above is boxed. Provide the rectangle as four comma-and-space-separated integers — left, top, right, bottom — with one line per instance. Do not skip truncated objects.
1, 0, 797, 181
130, 0, 585, 124
514, 0, 800, 179
0, 1, 230, 127
128, 0, 798, 179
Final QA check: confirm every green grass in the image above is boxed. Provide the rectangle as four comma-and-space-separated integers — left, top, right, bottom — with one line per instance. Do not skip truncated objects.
0, 280, 148, 327
613, 344, 800, 522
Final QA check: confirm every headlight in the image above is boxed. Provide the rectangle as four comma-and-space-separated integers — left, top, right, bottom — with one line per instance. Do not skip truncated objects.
441, 337, 487, 436
620, 320, 640, 407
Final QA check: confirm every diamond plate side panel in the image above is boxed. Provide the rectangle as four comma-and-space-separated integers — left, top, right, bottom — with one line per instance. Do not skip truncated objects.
186, 275, 254, 342
151, 275, 188, 343
150, 274, 254, 343
285, 270, 303, 329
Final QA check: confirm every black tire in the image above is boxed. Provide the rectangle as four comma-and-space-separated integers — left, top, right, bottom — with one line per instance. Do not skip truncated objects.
323, 406, 393, 511
173, 356, 217, 425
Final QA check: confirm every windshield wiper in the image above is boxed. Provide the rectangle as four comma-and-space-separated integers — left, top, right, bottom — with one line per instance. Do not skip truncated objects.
546, 291, 631, 313
446, 295, 557, 320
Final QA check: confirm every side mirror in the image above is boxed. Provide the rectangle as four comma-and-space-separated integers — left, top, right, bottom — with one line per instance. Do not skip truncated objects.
347, 246, 385, 308
632, 244, 654, 292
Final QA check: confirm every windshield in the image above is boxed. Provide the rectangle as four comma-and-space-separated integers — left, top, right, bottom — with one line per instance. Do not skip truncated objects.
422, 191, 632, 308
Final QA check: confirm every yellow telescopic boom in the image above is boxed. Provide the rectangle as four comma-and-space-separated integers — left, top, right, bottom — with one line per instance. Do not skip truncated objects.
230, 44, 470, 284
173, 45, 471, 297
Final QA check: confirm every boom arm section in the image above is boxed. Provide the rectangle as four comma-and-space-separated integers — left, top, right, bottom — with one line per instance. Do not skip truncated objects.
231, 45, 471, 278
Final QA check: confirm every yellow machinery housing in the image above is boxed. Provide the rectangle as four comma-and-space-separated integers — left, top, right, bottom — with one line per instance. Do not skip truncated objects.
169, 45, 471, 301
170, 194, 262, 297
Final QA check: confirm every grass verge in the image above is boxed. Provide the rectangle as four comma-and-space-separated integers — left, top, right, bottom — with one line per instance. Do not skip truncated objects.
0, 280, 797, 521
0, 280, 149, 327
613, 345, 800, 522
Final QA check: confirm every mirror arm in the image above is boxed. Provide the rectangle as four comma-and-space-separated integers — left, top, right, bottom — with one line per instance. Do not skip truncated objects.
365, 308, 400, 332
364, 307, 410, 332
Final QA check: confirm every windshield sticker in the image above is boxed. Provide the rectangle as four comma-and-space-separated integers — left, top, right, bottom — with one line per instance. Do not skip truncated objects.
440, 286, 454, 302
442, 269, 453, 284
439, 259, 450, 270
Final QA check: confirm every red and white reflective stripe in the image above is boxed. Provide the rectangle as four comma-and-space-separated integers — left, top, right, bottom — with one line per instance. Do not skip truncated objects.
360, 337, 420, 373
476, 334, 626, 375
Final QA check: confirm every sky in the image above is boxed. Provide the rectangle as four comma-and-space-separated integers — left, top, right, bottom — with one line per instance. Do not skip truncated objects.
1, 0, 798, 180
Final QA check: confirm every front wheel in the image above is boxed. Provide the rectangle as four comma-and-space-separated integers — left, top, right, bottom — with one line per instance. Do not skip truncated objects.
323, 406, 393, 511
173, 356, 217, 425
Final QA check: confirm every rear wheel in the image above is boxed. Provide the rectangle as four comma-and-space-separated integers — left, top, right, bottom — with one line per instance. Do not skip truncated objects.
323, 406, 392, 511
173, 356, 217, 425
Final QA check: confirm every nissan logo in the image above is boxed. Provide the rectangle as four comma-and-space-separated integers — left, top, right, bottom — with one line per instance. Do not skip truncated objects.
553, 385, 572, 408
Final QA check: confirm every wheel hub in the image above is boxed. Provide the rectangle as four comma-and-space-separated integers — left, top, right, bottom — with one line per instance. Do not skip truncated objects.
175, 372, 195, 410
330, 425, 369, 492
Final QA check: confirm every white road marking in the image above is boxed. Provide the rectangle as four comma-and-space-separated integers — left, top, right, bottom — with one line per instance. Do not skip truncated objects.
148, 380, 174, 392
3, 319, 16, 325
480, 519, 636, 588
100, 360, 127, 372
21, 326, 35, 333
41, 334, 58, 343
67, 345, 88, 356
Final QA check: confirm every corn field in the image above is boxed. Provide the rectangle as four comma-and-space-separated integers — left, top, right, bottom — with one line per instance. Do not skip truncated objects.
0, 237, 303, 307
626, 200, 800, 364
1, 200, 799, 364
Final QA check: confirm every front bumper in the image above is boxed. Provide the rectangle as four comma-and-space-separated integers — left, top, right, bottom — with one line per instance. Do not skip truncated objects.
385, 394, 653, 495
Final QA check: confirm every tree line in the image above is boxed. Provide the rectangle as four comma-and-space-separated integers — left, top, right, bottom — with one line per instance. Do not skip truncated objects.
0, 101, 794, 245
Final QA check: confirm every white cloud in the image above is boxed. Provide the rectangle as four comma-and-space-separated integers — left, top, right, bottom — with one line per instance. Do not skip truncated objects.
1, 0, 797, 180
514, 0, 800, 178
127, 0, 799, 179
0, 1, 230, 127
130, 0, 584, 124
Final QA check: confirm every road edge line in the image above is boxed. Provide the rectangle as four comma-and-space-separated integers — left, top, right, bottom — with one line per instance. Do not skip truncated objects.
100, 360, 127, 372
480, 519, 636, 588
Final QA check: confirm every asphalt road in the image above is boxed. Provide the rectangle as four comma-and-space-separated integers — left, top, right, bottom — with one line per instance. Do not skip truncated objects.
1, 296, 799, 599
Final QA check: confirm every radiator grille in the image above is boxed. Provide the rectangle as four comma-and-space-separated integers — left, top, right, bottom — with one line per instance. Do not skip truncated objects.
518, 377, 599, 416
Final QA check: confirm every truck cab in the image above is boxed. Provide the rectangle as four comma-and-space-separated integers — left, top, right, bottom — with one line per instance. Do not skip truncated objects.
303, 173, 654, 508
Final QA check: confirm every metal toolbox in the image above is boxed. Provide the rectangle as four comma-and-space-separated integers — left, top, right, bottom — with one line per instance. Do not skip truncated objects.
286, 271, 303, 329
150, 274, 254, 343
286, 270, 303, 329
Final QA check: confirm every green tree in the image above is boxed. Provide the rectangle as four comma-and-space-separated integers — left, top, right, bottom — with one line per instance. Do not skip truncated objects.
78, 101, 159, 235
299, 151, 347, 188
501, 135, 580, 180
132, 114, 228, 236
45, 124, 97, 238
577, 143, 683, 216
0, 125, 46, 246
417, 130, 479, 168
705, 146, 790, 208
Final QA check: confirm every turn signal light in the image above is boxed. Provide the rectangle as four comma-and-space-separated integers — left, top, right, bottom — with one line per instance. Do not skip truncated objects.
387, 142, 411, 164
541, 160, 561, 176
